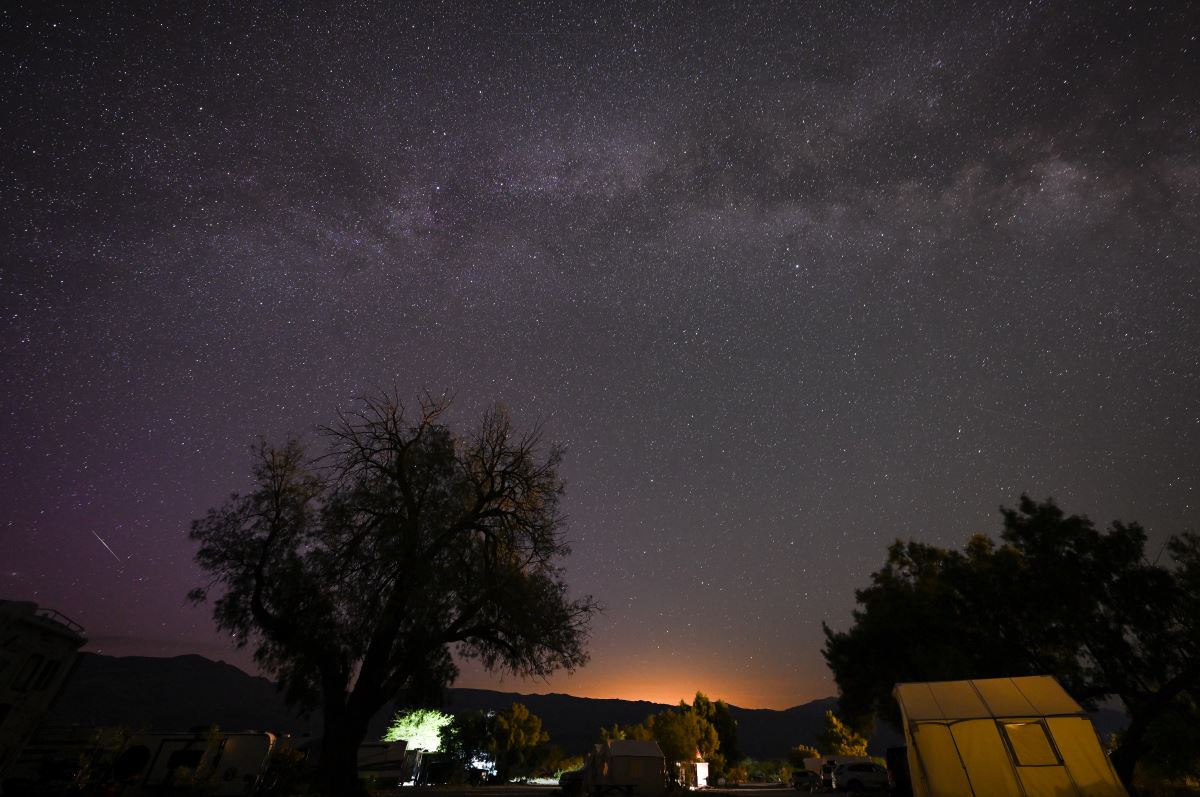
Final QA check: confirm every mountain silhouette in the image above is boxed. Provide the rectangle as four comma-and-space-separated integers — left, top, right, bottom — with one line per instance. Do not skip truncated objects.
46, 654, 1123, 758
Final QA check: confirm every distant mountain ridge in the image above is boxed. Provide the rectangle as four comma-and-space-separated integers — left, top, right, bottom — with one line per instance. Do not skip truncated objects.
47, 654, 1123, 758
47, 653, 864, 756
49, 653, 305, 735
442, 687, 868, 758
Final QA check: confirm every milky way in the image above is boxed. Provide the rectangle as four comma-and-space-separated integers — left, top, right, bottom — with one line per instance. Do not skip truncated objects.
3, 2, 1197, 709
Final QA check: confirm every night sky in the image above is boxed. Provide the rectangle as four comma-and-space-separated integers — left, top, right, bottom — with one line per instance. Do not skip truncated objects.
3, 2, 1198, 710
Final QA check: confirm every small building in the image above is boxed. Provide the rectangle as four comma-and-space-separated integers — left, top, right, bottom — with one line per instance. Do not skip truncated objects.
894, 675, 1126, 797
676, 754, 709, 789
0, 600, 86, 778
585, 739, 667, 797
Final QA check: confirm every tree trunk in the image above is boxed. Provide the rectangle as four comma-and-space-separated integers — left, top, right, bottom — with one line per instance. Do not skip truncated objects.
1111, 711, 1146, 796
1110, 666, 1200, 795
318, 706, 371, 797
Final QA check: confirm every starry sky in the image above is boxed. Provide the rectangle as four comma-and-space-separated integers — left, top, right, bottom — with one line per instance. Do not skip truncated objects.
3, 2, 1198, 710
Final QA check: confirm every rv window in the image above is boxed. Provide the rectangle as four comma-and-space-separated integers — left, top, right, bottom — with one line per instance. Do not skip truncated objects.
11, 654, 43, 691
113, 745, 152, 781
33, 660, 61, 690
1001, 722, 1059, 766
167, 749, 205, 772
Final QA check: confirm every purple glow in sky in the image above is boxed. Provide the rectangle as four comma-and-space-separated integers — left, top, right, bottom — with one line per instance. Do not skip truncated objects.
3, 2, 1197, 709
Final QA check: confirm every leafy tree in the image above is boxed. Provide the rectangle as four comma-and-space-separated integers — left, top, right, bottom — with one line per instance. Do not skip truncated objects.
599, 721, 653, 742
492, 702, 550, 780
188, 393, 597, 795
725, 762, 749, 783
816, 711, 867, 757
691, 692, 740, 774
383, 708, 452, 751
545, 753, 585, 778
441, 711, 492, 769
647, 708, 719, 767
72, 727, 137, 791
598, 709, 718, 780
787, 745, 821, 768
257, 740, 310, 797
526, 745, 578, 779
167, 725, 225, 793
744, 758, 789, 783
823, 496, 1200, 789
441, 705, 556, 781
600, 697, 727, 780
1134, 691, 1200, 783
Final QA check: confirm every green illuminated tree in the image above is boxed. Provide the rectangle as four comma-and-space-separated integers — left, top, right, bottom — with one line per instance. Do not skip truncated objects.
188, 393, 598, 796
822, 496, 1200, 789
383, 708, 452, 751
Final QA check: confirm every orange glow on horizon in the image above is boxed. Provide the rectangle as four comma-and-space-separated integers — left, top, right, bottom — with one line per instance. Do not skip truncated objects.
456, 668, 834, 711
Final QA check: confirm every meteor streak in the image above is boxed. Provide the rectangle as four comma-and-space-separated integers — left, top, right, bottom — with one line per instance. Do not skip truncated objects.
91, 530, 124, 564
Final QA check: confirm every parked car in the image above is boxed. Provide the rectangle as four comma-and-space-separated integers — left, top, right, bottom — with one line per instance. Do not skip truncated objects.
559, 768, 584, 796
832, 762, 888, 792
791, 770, 821, 791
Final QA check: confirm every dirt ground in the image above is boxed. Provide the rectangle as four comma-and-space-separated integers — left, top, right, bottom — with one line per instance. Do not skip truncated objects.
367, 787, 796, 797
364, 782, 796, 797
369, 787, 561, 797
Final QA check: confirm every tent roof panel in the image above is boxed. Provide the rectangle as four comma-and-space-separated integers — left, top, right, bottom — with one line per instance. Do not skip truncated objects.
1012, 676, 1084, 715
606, 740, 665, 758
900, 683, 944, 722
932, 680, 992, 718
894, 676, 1084, 721
972, 678, 1039, 717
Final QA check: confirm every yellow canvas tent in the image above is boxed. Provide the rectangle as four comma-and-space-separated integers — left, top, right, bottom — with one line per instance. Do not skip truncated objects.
585, 739, 666, 796
893, 676, 1125, 797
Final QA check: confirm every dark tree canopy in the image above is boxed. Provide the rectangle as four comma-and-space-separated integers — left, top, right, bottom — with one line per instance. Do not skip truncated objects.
822, 496, 1200, 788
491, 702, 551, 780
441, 710, 492, 770
189, 393, 597, 794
